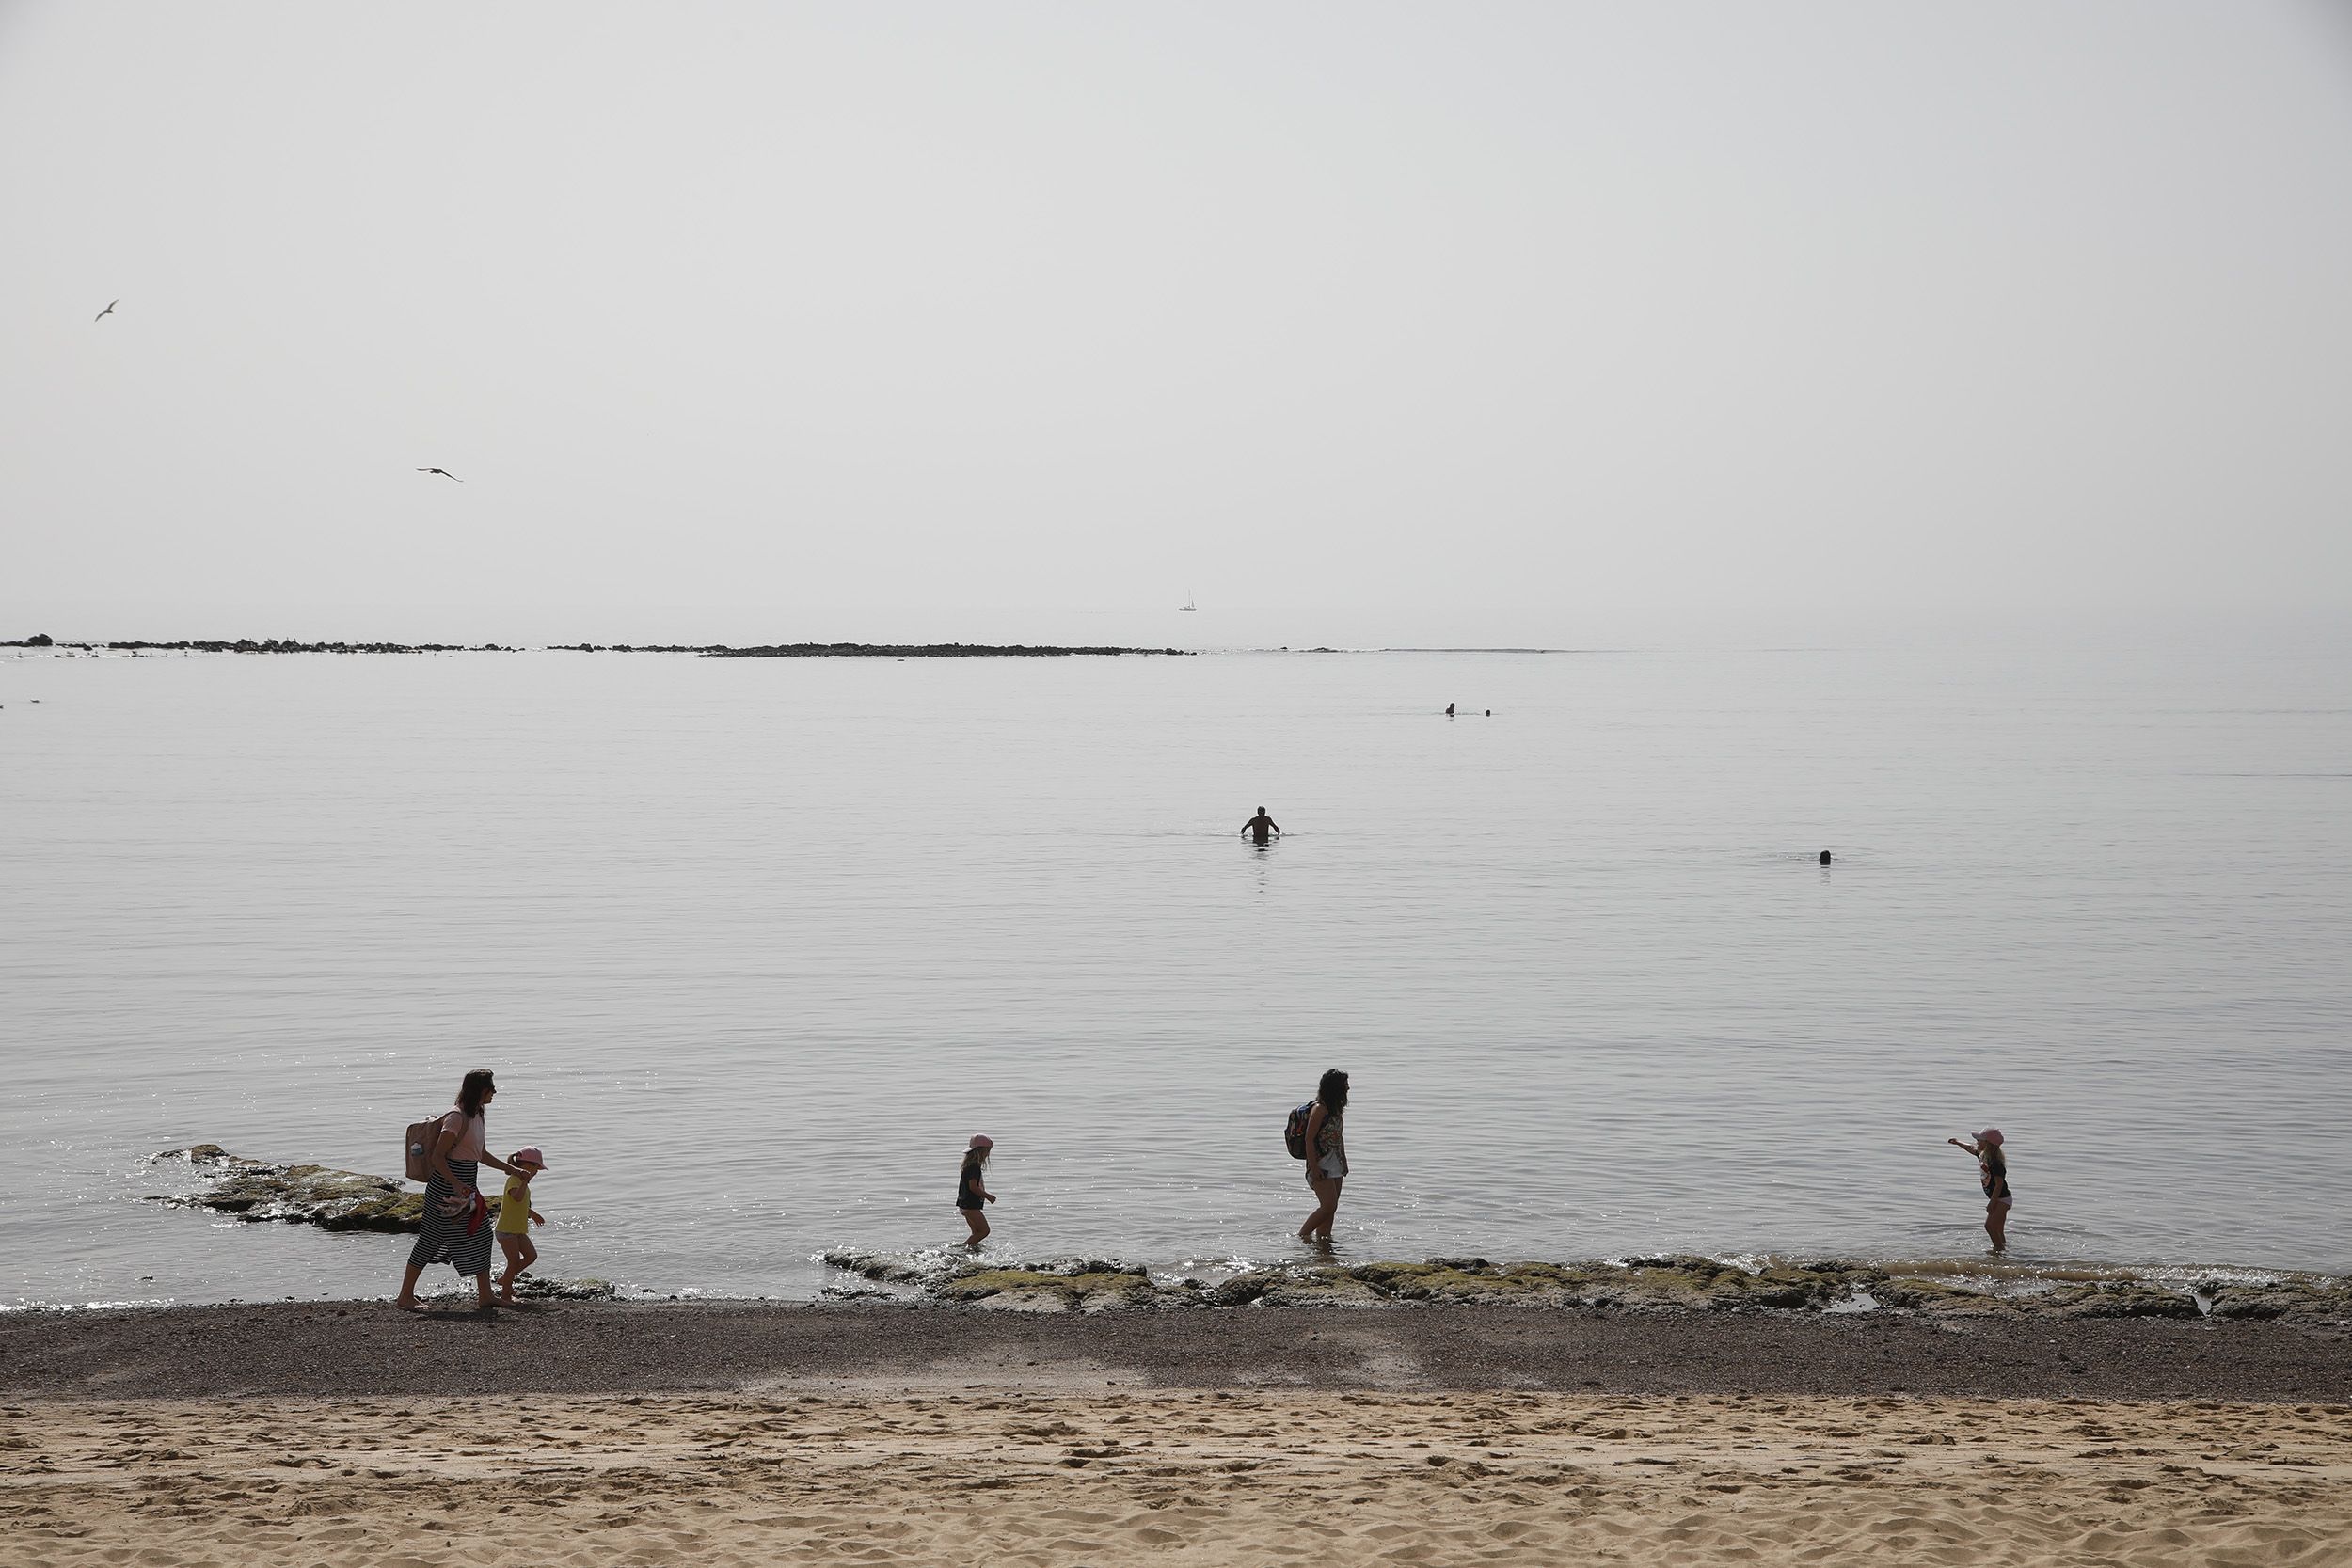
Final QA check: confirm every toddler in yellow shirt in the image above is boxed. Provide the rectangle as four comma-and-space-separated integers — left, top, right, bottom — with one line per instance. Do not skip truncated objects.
494, 1147, 547, 1304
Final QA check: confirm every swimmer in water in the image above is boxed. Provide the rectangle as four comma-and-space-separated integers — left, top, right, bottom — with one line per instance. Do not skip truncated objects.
1240, 807, 1282, 845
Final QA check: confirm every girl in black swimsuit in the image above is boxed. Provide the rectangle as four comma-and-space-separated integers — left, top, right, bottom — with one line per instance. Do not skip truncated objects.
1947, 1129, 2012, 1253
957, 1135, 995, 1247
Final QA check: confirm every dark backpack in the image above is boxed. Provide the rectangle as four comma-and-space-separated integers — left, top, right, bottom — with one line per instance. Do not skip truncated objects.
1283, 1101, 1316, 1160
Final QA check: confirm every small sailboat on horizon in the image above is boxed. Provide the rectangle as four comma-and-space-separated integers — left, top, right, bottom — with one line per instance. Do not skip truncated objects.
1179, 590, 1197, 612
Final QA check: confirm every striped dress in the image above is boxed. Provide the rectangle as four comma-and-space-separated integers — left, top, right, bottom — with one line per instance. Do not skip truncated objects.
408, 1125, 495, 1279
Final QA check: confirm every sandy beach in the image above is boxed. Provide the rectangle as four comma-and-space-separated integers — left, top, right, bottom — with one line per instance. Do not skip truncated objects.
8, 1387, 2349, 1566
6, 1302, 2350, 1565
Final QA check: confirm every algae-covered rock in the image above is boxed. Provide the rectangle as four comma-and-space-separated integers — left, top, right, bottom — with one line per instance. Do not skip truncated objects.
2201, 1283, 2292, 1321
824, 1253, 1171, 1310
515, 1275, 618, 1301
1703, 1266, 1836, 1311
2280, 1283, 2352, 1324
1503, 1261, 1629, 1307
1379, 1262, 1534, 1305
1203, 1266, 1399, 1307
936, 1262, 1163, 1312
149, 1148, 425, 1233
1350, 1260, 1446, 1288
1610, 1256, 1741, 1309
820, 1250, 937, 1288
2304, 1293, 2352, 1323
1871, 1277, 2013, 1315
2042, 1282, 2201, 1320
1250, 1270, 1390, 1308
820, 1248, 2342, 1323
1210, 1271, 1278, 1307
2201, 1279, 2352, 1324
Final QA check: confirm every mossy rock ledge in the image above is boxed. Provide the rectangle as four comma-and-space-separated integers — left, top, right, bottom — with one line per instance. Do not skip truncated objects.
822, 1249, 2349, 1322
148, 1145, 441, 1233
514, 1275, 618, 1301
820, 1252, 1162, 1312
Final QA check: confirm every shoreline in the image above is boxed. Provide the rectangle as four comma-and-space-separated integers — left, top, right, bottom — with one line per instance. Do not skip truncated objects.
16, 1244, 2350, 1321
6, 1298, 2348, 1403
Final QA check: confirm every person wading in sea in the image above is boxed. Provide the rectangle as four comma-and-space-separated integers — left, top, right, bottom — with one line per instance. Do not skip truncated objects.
1947, 1129, 2013, 1253
1240, 806, 1282, 846
1297, 1069, 1349, 1243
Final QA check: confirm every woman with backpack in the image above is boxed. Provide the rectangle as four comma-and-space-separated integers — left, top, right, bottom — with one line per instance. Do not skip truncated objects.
394, 1069, 529, 1312
1295, 1069, 1349, 1243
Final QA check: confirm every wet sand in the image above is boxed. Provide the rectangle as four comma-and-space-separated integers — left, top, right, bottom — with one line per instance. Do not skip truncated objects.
6, 1304, 2349, 1566
5, 1299, 2350, 1402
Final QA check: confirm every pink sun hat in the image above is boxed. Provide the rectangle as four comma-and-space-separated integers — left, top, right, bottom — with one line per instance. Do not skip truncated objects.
511, 1147, 547, 1168
1975, 1129, 2003, 1147
969, 1134, 993, 1150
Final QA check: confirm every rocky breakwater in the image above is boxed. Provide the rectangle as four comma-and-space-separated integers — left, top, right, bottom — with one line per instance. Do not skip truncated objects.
87, 639, 513, 654
149, 1146, 431, 1233
822, 1253, 1174, 1311
823, 1251, 2352, 1323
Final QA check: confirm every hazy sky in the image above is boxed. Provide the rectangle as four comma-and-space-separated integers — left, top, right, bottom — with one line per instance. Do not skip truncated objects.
5, 2, 2350, 637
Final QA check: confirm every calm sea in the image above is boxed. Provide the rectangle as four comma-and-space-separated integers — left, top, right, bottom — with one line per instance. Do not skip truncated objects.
5, 628, 2349, 1307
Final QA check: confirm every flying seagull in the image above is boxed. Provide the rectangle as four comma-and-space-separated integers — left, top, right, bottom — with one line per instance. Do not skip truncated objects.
417, 467, 464, 482
94, 299, 118, 322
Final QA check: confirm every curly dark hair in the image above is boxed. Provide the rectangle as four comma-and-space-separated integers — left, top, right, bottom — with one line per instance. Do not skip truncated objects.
456, 1069, 497, 1117
1316, 1068, 1349, 1117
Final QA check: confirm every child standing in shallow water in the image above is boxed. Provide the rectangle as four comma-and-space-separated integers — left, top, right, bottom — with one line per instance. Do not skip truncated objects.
1947, 1129, 2011, 1253
495, 1147, 547, 1303
957, 1135, 995, 1246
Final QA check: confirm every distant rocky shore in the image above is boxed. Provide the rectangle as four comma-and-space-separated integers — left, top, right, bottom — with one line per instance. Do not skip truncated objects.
576, 641, 1186, 657
8, 636, 516, 654
7, 634, 1184, 657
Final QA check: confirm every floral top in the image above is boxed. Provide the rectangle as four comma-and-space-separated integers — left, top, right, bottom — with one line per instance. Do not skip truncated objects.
1313, 1109, 1348, 1179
